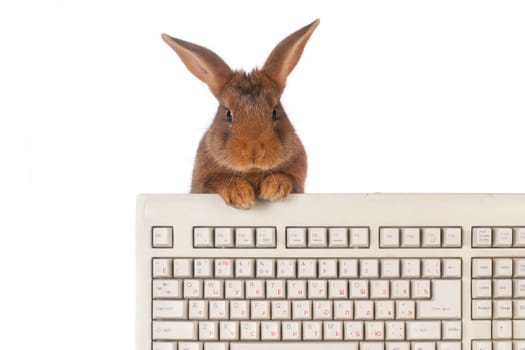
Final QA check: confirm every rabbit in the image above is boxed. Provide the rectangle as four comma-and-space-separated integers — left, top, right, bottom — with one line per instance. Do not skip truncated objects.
162, 19, 319, 208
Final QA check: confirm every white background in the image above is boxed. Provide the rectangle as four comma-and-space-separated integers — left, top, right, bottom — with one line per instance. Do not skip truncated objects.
1, 0, 525, 349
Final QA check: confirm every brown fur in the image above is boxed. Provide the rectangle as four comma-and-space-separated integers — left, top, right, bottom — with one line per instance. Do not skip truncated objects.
162, 19, 319, 208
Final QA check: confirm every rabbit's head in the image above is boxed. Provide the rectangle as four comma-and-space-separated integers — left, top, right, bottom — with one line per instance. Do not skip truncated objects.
162, 19, 319, 172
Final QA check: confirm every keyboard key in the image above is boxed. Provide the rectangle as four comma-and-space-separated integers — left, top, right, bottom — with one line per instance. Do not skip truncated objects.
381, 259, 400, 278
256, 227, 276, 248
235, 259, 254, 278
494, 227, 513, 247
442, 258, 462, 278
514, 279, 525, 298
286, 227, 307, 248
516, 259, 525, 277
308, 227, 327, 247
422, 259, 441, 278
308, 280, 327, 299
442, 320, 462, 339
412, 342, 436, 350
472, 259, 493, 278
152, 321, 198, 340
282, 321, 301, 340
182, 279, 203, 299
245, 280, 265, 299
344, 321, 364, 339
340, 259, 359, 278
493, 320, 513, 339
391, 280, 410, 299
195, 259, 214, 278
411, 279, 431, 299
271, 300, 291, 319
365, 321, 385, 340
239, 321, 259, 340
494, 259, 513, 278
153, 279, 182, 298
472, 300, 492, 319
225, 280, 244, 299
219, 320, 239, 340
153, 300, 187, 319
402, 259, 421, 278
214, 227, 234, 248
395, 300, 415, 319
494, 279, 513, 298
313, 300, 332, 319
153, 227, 174, 248
153, 342, 176, 350
230, 300, 249, 320
494, 300, 513, 319
319, 259, 338, 278
472, 341, 492, 350
360, 259, 379, 278
514, 300, 525, 319
256, 259, 275, 278
292, 300, 312, 319
494, 342, 512, 350
380, 227, 400, 248
324, 321, 343, 340
406, 321, 441, 340
329, 279, 348, 299
204, 343, 227, 350
231, 343, 358, 350
437, 342, 461, 350
179, 343, 202, 350
370, 280, 390, 299
199, 321, 219, 340
401, 227, 420, 247
350, 280, 369, 299
350, 227, 369, 248
473, 227, 493, 247
204, 280, 223, 299
329, 227, 348, 247
174, 259, 193, 278
515, 228, 525, 247
153, 258, 173, 278
277, 259, 296, 278
386, 341, 409, 350
442, 227, 462, 247
214, 259, 233, 278
417, 280, 461, 319
354, 300, 374, 320
334, 300, 353, 320
287, 280, 307, 299
209, 300, 229, 319
375, 300, 394, 319
266, 279, 285, 299
235, 227, 255, 248
297, 259, 317, 278
302, 321, 322, 340
194, 227, 214, 248
385, 321, 404, 340
189, 300, 208, 319
422, 227, 441, 247
472, 279, 492, 299
260, 321, 280, 340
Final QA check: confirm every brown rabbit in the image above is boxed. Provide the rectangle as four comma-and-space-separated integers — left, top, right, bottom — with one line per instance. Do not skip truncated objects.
162, 19, 319, 208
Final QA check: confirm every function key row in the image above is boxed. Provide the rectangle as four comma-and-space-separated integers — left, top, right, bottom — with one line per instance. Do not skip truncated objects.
472, 227, 525, 248
286, 227, 369, 248
194, 227, 276, 248
380, 227, 462, 248
152, 258, 462, 280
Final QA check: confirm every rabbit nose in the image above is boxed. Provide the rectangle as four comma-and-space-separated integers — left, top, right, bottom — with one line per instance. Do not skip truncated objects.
243, 142, 265, 163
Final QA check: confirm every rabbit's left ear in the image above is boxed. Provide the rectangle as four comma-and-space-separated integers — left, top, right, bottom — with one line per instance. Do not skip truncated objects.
162, 34, 233, 98
263, 19, 320, 91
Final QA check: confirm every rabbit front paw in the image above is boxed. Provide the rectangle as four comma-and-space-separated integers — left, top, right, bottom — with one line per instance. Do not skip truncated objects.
218, 177, 256, 209
259, 173, 293, 201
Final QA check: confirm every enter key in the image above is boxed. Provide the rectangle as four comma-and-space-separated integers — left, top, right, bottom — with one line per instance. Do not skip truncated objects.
417, 280, 461, 319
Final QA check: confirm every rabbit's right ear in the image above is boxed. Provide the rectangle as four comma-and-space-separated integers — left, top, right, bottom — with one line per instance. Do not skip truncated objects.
162, 34, 233, 98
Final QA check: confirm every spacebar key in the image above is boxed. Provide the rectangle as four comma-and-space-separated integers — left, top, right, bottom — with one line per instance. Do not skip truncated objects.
231, 343, 358, 350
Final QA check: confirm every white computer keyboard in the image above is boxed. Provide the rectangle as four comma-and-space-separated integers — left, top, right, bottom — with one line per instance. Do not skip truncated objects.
136, 194, 525, 350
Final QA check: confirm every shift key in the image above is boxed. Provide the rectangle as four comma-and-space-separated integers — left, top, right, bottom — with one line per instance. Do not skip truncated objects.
416, 280, 461, 319
152, 321, 197, 340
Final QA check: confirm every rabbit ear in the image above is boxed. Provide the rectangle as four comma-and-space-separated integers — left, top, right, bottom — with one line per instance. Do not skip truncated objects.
162, 34, 233, 97
263, 19, 320, 91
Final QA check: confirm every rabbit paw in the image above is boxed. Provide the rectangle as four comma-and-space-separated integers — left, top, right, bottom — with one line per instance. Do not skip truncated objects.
218, 177, 256, 209
259, 173, 293, 201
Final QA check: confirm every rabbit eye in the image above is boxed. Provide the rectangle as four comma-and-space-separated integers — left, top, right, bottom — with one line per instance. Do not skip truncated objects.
272, 108, 278, 121
226, 109, 233, 123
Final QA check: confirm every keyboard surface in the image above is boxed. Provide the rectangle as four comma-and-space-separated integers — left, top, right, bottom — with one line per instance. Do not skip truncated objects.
136, 194, 525, 350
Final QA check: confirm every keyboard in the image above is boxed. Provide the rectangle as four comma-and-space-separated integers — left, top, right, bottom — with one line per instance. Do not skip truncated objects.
136, 194, 525, 350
